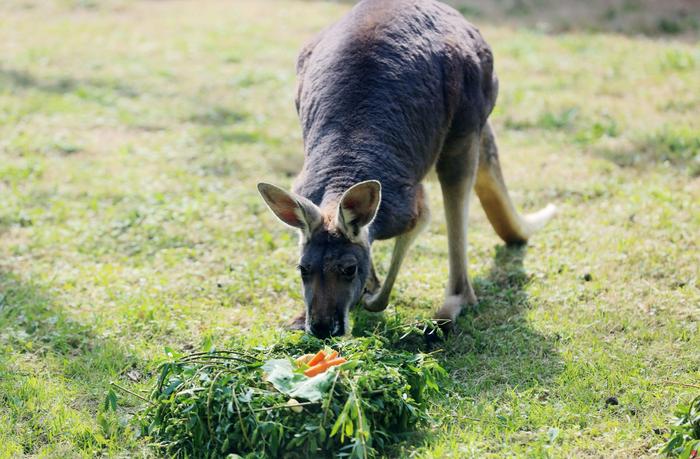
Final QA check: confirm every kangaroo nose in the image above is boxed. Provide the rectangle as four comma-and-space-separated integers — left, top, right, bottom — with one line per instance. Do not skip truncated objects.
309, 323, 331, 339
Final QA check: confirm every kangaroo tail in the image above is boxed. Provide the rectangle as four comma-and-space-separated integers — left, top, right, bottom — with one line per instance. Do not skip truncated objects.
475, 122, 556, 244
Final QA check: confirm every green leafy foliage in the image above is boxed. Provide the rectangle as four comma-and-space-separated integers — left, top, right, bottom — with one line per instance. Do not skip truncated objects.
662, 395, 700, 458
136, 332, 446, 458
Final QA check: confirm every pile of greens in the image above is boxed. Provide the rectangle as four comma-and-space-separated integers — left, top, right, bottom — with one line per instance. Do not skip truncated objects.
135, 331, 445, 458
662, 395, 700, 458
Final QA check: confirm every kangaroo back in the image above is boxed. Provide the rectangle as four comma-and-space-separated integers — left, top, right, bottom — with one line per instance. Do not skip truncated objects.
293, 0, 496, 241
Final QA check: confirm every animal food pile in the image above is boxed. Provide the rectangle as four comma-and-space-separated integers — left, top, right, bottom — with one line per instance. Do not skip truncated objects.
136, 331, 445, 458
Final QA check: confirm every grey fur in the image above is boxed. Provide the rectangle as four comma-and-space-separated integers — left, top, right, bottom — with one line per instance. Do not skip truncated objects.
258, 0, 555, 336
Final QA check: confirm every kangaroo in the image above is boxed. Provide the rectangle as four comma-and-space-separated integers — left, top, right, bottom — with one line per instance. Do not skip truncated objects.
257, 0, 555, 338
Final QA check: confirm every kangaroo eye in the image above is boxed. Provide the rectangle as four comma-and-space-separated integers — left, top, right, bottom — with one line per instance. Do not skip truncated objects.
341, 264, 357, 277
298, 265, 310, 277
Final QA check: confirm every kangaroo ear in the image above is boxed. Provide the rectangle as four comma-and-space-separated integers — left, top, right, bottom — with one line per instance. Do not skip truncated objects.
257, 183, 321, 236
336, 180, 382, 239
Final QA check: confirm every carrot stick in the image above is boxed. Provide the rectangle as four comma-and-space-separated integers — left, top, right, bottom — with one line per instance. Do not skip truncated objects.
303, 357, 347, 377
325, 351, 338, 361
325, 357, 346, 367
304, 362, 331, 377
307, 350, 326, 367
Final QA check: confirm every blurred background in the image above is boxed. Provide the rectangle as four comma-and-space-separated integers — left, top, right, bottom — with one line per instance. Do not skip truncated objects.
447, 0, 699, 37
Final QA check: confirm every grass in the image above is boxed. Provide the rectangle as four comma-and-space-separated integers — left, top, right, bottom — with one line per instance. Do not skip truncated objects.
0, 0, 698, 457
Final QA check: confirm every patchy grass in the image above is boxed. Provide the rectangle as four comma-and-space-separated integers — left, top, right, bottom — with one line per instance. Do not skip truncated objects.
0, 0, 698, 457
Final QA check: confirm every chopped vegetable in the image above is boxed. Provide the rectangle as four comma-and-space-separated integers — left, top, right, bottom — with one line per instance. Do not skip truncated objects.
307, 349, 326, 366
303, 356, 347, 377
326, 357, 347, 366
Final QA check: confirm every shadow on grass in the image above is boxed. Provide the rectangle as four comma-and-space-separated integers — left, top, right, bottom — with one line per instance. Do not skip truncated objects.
500, 104, 698, 176
187, 105, 248, 126
594, 130, 700, 177
442, 244, 562, 393
0, 66, 139, 99
0, 269, 142, 454
353, 244, 562, 452
354, 245, 561, 393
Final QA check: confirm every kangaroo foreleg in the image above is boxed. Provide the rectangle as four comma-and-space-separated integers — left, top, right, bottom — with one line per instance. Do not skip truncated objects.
363, 187, 430, 312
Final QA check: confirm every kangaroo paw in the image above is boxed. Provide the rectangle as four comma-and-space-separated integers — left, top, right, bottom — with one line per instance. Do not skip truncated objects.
364, 272, 381, 297
362, 291, 389, 312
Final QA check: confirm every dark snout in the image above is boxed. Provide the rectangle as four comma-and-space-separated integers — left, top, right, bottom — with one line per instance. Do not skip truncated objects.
308, 317, 345, 339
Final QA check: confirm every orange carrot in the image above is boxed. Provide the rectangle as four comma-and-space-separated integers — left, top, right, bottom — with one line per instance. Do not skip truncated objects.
303, 357, 347, 377
325, 350, 338, 361
325, 357, 347, 367
304, 362, 330, 377
307, 350, 326, 367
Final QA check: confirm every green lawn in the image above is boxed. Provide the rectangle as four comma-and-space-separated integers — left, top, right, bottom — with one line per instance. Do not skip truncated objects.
1, 0, 698, 457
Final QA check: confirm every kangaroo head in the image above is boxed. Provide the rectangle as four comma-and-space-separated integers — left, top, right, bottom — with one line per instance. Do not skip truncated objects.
257, 180, 381, 338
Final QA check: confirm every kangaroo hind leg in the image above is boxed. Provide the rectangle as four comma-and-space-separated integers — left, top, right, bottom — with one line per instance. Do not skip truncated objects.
434, 135, 480, 329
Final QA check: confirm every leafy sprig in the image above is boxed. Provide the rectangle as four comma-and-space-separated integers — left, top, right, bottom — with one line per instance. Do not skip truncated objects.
662, 395, 700, 458
134, 331, 446, 458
